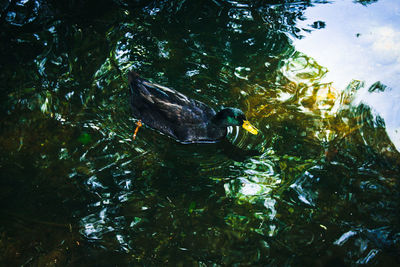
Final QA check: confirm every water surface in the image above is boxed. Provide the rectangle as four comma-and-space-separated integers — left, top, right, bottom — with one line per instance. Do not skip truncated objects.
1, 0, 399, 265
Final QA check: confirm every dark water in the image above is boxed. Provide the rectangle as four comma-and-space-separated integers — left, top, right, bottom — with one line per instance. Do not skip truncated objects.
1, 0, 400, 265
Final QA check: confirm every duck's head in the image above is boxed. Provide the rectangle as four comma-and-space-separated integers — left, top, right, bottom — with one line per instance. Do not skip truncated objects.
212, 108, 258, 135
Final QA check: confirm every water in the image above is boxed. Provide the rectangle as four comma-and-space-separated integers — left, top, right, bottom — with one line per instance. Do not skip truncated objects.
1, 0, 399, 265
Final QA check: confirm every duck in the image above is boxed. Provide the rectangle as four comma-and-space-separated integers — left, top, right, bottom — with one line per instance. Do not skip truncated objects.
128, 71, 258, 144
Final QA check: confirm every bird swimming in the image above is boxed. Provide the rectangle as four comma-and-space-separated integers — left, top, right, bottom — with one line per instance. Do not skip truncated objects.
128, 71, 258, 144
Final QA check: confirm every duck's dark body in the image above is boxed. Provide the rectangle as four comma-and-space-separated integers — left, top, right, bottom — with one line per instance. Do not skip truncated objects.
128, 72, 227, 143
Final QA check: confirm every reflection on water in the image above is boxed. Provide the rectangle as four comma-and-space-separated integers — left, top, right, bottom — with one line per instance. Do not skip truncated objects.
294, 0, 400, 152
1, 0, 400, 266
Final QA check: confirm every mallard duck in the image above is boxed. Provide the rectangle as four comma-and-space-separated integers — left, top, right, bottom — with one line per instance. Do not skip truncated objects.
128, 71, 258, 143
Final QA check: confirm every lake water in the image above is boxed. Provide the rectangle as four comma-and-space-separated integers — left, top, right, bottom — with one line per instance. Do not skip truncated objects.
1, 0, 399, 265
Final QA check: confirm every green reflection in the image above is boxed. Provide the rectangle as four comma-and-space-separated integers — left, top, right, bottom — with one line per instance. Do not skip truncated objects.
1, 0, 400, 266
78, 132, 92, 144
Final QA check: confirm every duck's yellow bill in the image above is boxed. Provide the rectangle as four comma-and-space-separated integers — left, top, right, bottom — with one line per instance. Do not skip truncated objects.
242, 120, 258, 135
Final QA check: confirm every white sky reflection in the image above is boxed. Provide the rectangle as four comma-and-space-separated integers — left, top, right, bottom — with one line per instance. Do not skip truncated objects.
293, 0, 400, 151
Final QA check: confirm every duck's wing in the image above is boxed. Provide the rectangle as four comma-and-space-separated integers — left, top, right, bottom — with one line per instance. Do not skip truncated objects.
129, 72, 216, 125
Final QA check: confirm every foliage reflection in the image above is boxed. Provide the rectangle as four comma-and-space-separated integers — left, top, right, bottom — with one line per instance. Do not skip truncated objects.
1, 0, 399, 266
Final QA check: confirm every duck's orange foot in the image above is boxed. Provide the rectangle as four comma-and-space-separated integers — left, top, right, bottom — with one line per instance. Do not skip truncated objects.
132, 120, 142, 140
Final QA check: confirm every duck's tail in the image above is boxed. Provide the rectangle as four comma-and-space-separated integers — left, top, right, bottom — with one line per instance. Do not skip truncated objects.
128, 71, 140, 83
128, 71, 141, 95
